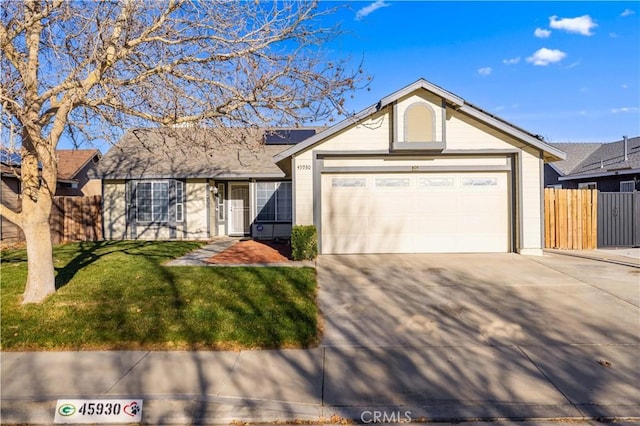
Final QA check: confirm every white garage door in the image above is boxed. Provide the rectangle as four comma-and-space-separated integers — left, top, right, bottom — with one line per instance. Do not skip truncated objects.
321, 172, 510, 254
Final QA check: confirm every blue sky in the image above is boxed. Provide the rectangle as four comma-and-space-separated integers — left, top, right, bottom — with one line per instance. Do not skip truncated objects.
325, 1, 640, 143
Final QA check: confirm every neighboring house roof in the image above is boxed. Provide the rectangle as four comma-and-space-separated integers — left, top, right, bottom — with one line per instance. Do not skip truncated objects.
547, 143, 602, 175
1, 148, 101, 183
549, 136, 640, 180
99, 127, 318, 179
57, 149, 101, 180
274, 78, 567, 163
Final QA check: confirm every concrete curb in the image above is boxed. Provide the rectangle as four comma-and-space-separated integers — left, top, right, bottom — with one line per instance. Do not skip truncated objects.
3, 398, 639, 425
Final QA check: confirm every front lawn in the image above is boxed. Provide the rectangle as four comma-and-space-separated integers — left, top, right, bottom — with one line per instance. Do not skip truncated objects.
0, 241, 318, 351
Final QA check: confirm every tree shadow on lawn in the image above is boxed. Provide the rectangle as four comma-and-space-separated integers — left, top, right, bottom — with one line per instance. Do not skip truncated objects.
53, 240, 202, 290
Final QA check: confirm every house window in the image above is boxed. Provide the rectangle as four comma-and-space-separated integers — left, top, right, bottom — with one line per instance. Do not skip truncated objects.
136, 181, 169, 222
256, 182, 292, 222
463, 177, 497, 187
404, 102, 434, 142
578, 182, 597, 190
420, 177, 454, 187
620, 181, 635, 192
332, 177, 367, 187
175, 180, 184, 222
375, 177, 410, 187
217, 183, 225, 221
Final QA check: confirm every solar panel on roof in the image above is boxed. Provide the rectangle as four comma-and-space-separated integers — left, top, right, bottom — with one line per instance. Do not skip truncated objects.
0, 149, 21, 165
264, 129, 316, 145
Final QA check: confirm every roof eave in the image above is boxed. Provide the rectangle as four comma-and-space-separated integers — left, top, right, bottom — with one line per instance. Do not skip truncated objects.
273, 78, 566, 163
457, 105, 566, 161
558, 167, 640, 181
102, 172, 286, 180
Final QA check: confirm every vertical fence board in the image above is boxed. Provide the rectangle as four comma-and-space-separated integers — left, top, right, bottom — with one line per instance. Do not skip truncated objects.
46, 196, 103, 243
544, 189, 597, 250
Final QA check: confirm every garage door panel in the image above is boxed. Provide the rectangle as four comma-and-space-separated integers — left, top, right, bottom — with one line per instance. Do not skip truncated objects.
462, 194, 505, 212
415, 194, 458, 211
325, 215, 369, 234
412, 216, 457, 233
323, 234, 368, 254
368, 215, 413, 234
368, 195, 412, 215
368, 233, 415, 253
321, 172, 509, 254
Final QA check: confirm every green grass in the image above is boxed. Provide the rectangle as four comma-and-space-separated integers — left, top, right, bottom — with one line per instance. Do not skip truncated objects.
0, 241, 319, 351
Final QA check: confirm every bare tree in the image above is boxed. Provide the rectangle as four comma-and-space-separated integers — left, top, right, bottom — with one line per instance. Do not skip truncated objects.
1, 0, 364, 303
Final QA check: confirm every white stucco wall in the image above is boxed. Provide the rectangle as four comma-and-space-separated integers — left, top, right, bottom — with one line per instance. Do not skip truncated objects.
102, 180, 127, 239
519, 146, 544, 255
290, 87, 546, 253
185, 179, 208, 239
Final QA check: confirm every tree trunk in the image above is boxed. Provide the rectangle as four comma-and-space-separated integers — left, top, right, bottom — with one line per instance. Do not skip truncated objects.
21, 207, 56, 304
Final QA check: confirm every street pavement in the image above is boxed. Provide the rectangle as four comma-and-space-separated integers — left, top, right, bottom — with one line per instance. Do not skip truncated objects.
1, 251, 639, 424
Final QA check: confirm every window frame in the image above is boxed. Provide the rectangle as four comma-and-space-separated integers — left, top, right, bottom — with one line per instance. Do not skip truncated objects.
578, 182, 597, 190
620, 180, 635, 192
217, 183, 226, 222
256, 181, 292, 223
175, 180, 184, 223
136, 181, 170, 224
404, 101, 436, 143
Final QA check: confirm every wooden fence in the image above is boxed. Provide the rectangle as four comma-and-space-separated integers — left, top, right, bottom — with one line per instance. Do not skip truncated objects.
50, 195, 103, 244
544, 188, 597, 249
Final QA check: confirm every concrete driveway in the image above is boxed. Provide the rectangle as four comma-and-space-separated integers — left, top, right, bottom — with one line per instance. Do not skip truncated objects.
316, 253, 640, 419
317, 252, 639, 348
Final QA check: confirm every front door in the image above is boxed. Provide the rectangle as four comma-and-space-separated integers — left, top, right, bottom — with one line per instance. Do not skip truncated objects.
229, 183, 250, 235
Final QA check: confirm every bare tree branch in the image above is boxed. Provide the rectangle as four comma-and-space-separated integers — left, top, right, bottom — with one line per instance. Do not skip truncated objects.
0, 0, 367, 303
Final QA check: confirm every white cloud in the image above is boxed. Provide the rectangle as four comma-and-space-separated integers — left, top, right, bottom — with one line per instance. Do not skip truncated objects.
611, 107, 639, 114
621, 9, 635, 17
609, 32, 618, 38
534, 28, 551, 38
526, 48, 567, 66
478, 67, 492, 76
549, 15, 597, 36
355, 0, 390, 21
503, 57, 520, 65
622, 83, 629, 89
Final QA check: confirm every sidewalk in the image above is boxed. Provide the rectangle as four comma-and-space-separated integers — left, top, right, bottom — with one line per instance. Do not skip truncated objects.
165, 237, 315, 268
544, 248, 640, 268
165, 237, 240, 266
2, 344, 639, 425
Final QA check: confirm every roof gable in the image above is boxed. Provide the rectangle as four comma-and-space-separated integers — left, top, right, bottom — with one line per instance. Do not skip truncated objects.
274, 78, 566, 163
546, 143, 602, 175
57, 149, 101, 180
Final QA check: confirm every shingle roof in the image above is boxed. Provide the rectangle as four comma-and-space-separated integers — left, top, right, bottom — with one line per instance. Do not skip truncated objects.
99, 127, 316, 179
549, 137, 640, 177
1, 148, 100, 182
546, 143, 602, 175
57, 149, 101, 180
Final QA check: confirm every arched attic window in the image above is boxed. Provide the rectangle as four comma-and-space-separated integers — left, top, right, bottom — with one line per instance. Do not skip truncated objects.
404, 102, 435, 143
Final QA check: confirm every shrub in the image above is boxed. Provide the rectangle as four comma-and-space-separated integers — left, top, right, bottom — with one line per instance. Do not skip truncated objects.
291, 225, 318, 261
